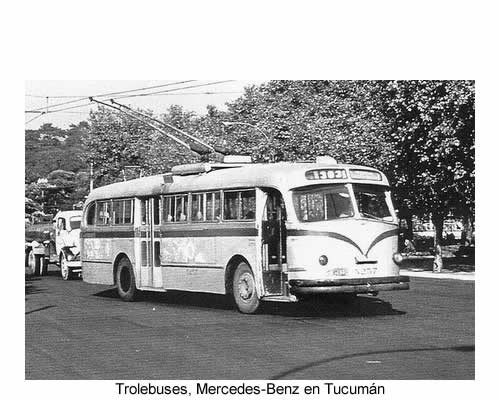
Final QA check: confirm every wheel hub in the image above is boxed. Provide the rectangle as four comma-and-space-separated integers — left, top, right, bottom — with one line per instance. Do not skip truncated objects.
238, 273, 254, 301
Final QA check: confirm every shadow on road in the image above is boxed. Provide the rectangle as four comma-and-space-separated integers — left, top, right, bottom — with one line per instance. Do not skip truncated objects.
260, 295, 405, 318
25, 275, 46, 297
25, 305, 56, 315
270, 344, 475, 379
93, 288, 405, 318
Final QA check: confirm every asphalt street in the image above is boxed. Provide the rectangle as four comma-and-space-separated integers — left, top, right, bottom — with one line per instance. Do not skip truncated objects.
25, 268, 474, 380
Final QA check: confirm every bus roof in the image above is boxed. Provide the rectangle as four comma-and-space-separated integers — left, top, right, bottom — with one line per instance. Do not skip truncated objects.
86, 162, 390, 203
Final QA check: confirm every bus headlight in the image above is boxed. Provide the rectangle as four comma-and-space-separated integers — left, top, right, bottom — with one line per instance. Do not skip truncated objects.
393, 252, 404, 265
319, 255, 329, 266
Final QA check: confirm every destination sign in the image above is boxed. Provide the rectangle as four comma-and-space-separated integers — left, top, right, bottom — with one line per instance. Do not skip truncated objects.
305, 169, 347, 180
349, 169, 382, 181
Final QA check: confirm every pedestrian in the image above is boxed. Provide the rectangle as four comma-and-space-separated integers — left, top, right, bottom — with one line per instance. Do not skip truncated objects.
403, 237, 416, 254
433, 244, 443, 273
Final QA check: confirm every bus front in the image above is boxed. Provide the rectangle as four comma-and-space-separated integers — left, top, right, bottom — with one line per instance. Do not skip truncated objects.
285, 166, 409, 298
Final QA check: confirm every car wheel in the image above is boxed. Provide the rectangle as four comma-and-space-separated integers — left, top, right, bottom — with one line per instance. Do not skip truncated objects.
61, 255, 71, 280
28, 250, 41, 276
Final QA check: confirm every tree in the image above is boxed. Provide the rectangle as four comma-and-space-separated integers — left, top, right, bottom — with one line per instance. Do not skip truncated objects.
381, 80, 475, 245
25, 122, 88, 183
84, 105, 203, 188
224, 80, 393, 168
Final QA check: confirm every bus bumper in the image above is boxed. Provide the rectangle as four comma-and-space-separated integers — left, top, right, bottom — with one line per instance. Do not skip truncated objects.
289, 275, 410, 295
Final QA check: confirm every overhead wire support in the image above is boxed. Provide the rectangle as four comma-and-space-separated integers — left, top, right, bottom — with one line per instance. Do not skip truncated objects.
89, 97, 197, 154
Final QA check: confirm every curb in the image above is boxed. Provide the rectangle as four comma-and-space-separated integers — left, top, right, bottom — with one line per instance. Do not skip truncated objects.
400, 269, 475, 281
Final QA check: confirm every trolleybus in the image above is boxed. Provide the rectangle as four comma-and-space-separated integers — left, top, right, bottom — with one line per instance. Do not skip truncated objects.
81, 157, 409, 313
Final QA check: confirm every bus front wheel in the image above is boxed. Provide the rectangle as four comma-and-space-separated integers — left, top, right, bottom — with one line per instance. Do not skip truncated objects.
233, 262, 260, 314
115, 257, 137, 302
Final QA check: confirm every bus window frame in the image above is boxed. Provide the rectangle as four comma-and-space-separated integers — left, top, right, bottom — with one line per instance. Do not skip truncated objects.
162, 194, 189, 224
85, 202, 96, 226
96, 200, 112, 226
222, 188, 256, 222
85, 199, 135, 227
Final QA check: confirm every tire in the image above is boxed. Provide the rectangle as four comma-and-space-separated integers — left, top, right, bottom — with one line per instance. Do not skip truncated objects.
40, 258, 49, 276
27, 250, 41, 276
115, 257, 137, 301
232, 262, 260, 314
60, 255, 71, 281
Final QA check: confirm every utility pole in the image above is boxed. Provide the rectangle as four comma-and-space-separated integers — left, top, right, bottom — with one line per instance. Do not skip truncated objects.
89, 161, 94, 192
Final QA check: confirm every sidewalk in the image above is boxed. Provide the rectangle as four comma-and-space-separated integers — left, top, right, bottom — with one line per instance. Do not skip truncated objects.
400, 268, 475, 281
399, 254, 475, 281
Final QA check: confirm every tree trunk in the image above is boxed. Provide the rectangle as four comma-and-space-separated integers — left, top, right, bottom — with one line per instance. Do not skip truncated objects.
431, 213, 444, 273
404, 215, 414, 240
462, 213, 474, 246
432, 213, 444, 247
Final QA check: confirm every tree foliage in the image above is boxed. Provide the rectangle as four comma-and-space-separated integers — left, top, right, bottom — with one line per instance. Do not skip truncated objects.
25, 122, 88, 183
225, 81, 393, 168
380, 80, 475, 242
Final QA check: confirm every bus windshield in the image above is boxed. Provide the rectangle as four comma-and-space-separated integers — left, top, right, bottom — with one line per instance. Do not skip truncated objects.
292, 184, 354, 222
292, 184, 393, 223
353, 184, 392, 221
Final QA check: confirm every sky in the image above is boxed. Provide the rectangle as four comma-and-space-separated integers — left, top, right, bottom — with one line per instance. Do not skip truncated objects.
25, 80, 265, 129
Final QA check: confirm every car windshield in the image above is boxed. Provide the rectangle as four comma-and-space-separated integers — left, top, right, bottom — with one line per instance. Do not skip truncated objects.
292, 184, 354, 222
353, 184, 392, 221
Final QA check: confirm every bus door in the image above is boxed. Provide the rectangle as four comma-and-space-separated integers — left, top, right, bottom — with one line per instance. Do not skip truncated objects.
139, 197, 162, 288
261, 190, 287, 296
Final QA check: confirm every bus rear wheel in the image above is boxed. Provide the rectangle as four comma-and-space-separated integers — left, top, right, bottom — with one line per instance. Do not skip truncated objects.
233, 262, 260, 314
115, 257, 137, 301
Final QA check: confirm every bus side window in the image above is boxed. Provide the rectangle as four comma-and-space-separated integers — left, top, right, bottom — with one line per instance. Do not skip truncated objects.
141, 199, 148, 225
97, 201, 111, 225
241, 190, 256, 220
86, 203, 96, 226
175, 195, 188, 222
191, 193, 204, 221
214, 192, 221, 221
223, 191, 239, 220
123, 199, 133, 224
162, 196, 174, 223
113, 200, 124, 225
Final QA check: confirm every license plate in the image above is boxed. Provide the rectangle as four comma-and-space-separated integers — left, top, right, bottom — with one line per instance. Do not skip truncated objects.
355, 267, 377, 276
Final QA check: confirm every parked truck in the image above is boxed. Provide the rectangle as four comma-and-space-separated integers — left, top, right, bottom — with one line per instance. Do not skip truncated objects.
25, 210, 82, 280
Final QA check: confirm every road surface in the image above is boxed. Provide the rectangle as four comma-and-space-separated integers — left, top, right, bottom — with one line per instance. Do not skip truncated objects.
25, 268, 474, 380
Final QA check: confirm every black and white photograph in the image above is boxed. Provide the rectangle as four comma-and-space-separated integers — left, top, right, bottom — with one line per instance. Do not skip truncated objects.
24, 79, 475, 382
7, 1, 496, 399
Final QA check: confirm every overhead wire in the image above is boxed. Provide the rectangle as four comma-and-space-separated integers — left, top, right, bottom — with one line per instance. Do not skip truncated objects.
24, 81, 241, 129
32, 81, 237, 116
112, 80, 234, 100
26, 80, 197, 112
